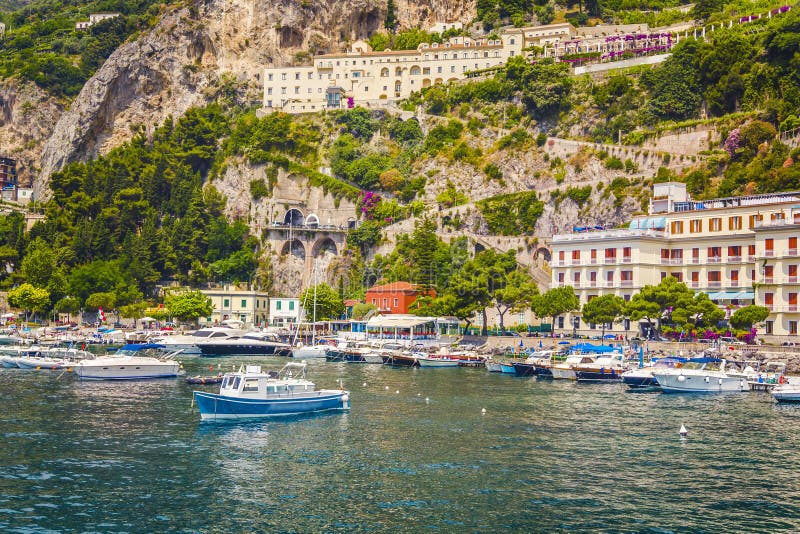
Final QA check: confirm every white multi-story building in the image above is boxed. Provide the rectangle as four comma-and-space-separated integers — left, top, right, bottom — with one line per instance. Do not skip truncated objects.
269, 298, 306, 327
263, 22, 674, 114
550, 183, 800, 338
75, 12, 120, 30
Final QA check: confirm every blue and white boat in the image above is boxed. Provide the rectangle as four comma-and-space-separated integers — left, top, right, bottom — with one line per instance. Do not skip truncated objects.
622, 357, 686, 391
73, 343, 182, 380
193, 361, 350, 421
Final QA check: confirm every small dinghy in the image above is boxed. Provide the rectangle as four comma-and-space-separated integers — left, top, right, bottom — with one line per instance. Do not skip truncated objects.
185, 374, 224, 385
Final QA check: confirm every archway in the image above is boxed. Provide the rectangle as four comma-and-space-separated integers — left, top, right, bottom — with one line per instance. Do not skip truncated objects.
422, 78, 431, 88
474, 242, 487, 254
347, 217, 357, 229
312, 237, 338, 257
395, 67, 402, 77
280, 239, 306, 260
410, 65, 421, 75
305, 213, 320, 227
380, 67, 389, 77
284, 208, 304, 226
434, 78, 443, 84
533, 246, 552, 263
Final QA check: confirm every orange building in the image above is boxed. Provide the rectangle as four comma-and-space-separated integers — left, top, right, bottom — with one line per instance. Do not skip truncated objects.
364, 282, 435, 314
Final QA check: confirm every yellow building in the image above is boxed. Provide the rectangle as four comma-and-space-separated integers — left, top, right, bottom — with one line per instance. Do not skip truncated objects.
550, 183, 800, 339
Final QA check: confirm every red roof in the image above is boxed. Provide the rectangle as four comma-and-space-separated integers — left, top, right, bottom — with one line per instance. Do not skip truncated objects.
343, 299, 361, 307
366, 282, 420, 293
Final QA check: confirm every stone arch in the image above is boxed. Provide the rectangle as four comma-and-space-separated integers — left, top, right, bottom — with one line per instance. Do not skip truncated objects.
434, 78, 443, 84
347, 217, 357, 229
422, 78, 431, 88
410, 65, 421, 75
379, 94, 388, 99
380, 67, 389, 77
312, 237, 338, 257
447, 77, 458, 83
395, 66, 402, 77
284, 208, 304, 226
280, 239, 306, 260
533, 246, 551, 262
305, 213, 320, 227
474, 242, 487, 254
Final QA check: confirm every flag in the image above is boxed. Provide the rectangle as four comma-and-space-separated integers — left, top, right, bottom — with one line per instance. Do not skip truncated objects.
98, 307, 106, 323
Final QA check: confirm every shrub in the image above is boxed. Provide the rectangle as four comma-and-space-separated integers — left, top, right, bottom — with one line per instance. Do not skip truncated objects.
249, 179, 269, 199
605, 156, 624, 170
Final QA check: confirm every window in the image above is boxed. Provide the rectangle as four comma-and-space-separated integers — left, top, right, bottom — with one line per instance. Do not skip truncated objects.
295, 72, 300, 80
748, 244, 756, 258
766, 320, 773, 334
557, 317, 564, 329
730, 270, 739, 284
708, 271, 721, 285
729, 216, 742, 230
606, 271, 613, 283
371, 298, 377, 305
765, 238, 775, 256
727, 245, 741, 259
691, 271, 699, 282
573, 272, 581, 283
281, 87, 286, 95
791, 321, 798, 335
764, 265, 774, 281
268, 73, 273, 81
393, 298, 399, 307
622, 247, 631, 260
243, 379, 259, 392
604, 248, 616, 262
223, 298, 230, 307
670, 221, 683, 234
790, 237, 798, 254
749, 214, 763, 228
557, 272, 565, 283
790, 265, 798, 281
558, 250, 565, 262
267, 88, 272, 95
709, 218, 722, 231
672, 272, 683, 282
764, 293, 774, 309
276, 301, 281, 310
281, 73, 286, 80
589, 271, 597, 283
289, 301, 295, 311
790, 293, 798, 310
690, 219, 702, 233
571, 250, 581, 262
591, 249, 597, 262
660, 272, 668, 280
708, 247, 721, 262
241, 299, 247, 308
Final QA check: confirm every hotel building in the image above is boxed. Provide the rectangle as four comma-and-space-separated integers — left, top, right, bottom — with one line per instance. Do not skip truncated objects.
262, 22, 673, 114
550, 183, 800, 338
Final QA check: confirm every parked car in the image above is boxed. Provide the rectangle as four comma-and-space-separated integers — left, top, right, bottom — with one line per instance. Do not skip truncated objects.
720, 336, 745, 345
696, 338, 714, 344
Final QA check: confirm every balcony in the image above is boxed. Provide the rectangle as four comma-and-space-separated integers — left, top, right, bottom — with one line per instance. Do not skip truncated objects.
728, 256, 742, 262
555, 260, 566, 267
604, 258, 617, 264
605, 281, 615, 288
589, 258, 598, 265
790, 276, 798, 283
708, 257, 722, 263
660, 258, 670, 265
748, 255, 756, 261
621, 256, 632, 263
570, 259, 581, 266
789, 305, 798, 312
707, 281, 722, 288
729, 281, 739, 287
766, 304, 774, 311
670, 258, 683, 265
589, 281, 597, 288
691, 258, 701, 264
764, 277, 775, 284
765, 250, 775, 257
690, 282, 700, 288
620, 280, 634, 287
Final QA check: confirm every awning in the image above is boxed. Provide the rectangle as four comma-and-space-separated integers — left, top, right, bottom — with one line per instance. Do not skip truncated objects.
629, 217, 666, 230
705, 291, 754, 300
366, 315, 436, 329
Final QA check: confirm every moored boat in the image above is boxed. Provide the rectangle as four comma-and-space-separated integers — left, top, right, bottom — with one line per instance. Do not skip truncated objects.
622, 357, 686, 391
551, 355, 595, 380
574, 353, 627, 383
193, 361, 349, 420
195, 331, 292, 357
486, 362, 503, 373
74, 343, 182, 380
772, 380, 800, 402
653, 358, 750, 393
417, 354, 460, 367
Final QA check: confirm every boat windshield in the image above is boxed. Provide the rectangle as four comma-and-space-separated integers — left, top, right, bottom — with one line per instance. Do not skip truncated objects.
681, 361, 721, 371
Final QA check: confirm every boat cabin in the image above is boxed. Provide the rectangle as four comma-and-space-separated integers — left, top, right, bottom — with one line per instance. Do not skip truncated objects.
219, 363, 318, 399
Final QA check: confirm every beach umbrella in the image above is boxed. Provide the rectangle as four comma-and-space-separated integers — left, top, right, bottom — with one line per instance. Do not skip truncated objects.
638, 345, 644, 369
539, 340, 543, 349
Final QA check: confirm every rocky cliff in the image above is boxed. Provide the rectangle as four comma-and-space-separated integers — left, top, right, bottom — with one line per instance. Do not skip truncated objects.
34, 0, 477, 198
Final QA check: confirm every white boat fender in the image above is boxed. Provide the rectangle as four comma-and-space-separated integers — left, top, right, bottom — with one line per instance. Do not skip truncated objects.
425, 397, 430, 404
704, 376, 710, 383
678, 375, 686, 382
395, 390, 399, 394
718, 378, 723, 385
362, 382, 367, 387
481, 408, 486, 415
385, 386, 389, 391
679, 424, 688, 437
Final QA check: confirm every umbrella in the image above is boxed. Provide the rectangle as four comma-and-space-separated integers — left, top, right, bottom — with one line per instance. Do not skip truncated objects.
558, 341, 571, 345
604, 334, 616, 339
1, 312, 14, 318
139, 317, 157, 322
539, 340, 543, 349
519, 339, 524, 348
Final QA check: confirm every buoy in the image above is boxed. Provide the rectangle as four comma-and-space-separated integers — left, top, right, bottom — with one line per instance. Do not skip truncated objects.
362, 382, 366, 387
425, 397, 430, 403
385, 386, 389, 390
395, 390, 399, 394
679, 424, 688, 437
417, 393, 421, 397
481, 408, 487, 415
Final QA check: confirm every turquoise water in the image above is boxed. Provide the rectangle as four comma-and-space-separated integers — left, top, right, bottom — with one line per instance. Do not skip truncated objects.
2, 357, 800, 532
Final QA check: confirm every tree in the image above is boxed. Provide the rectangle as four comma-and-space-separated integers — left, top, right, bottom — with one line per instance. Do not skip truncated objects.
300, 283, 344, 320
531, 286, 579, 334
730, 305, 770, 330
624, 276, 703, 338
119, 302, 148, 324
8, 283, 51, 322
384, 0, 398, 32
165, 290, 213, 324
85, 292, 117, 311
581, 294, 624, 340
489, 266, 538, 332
20, 238, 56, 288
351, 302, 378, 320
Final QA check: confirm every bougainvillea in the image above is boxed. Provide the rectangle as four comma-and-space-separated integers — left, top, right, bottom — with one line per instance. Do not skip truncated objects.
359, 190, 382, 219
724, 127, 740, 158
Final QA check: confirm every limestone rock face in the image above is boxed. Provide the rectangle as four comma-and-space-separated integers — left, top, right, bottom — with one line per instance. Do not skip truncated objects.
35, 0, 477, 197
0, 80, 62, 187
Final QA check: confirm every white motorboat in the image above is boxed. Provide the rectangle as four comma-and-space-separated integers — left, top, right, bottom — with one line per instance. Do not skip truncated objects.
772, 379, 800, 402
551, 355, 595, 380
653, 358, 750, 393
193, 361, 349, 420
195, 331, 292, 357
622, 357, 687, 390
74, 343, 182, 380
291, 344, 328, 359
417, 353, 461, 367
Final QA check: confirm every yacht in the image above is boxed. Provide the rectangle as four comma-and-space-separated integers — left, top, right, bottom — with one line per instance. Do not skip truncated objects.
551, 355, 595, 380
194, 331, 292, 357
622, 357, 686, 391
150, 326, 248, 355
193, 361, 350, 420
73, 343, 182, 380
574, 353, 627, 383
652, 358, 751, 393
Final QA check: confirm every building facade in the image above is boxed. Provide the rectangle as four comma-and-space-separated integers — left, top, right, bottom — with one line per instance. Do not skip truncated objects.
268, 298, 305, 327
199, 287, 270, 327
0, 157, 17, 200
262, 22, 676, 114
365, 282, 435, 314
75, 12, 120, 30
550, 183, 800, 338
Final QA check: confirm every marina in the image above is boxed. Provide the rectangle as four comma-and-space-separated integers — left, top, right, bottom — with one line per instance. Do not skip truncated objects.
1, 355, 800, 531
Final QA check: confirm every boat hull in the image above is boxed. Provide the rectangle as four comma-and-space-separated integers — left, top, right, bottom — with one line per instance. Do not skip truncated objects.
773, 388, 800, 403
550, 367, 576, 380
196, 344, 291, 357
575, 368, 624, 383
499, 363, 516, 374
486, 362, 503, 373
16, 358, 66, 370
193, 390, 349, 420
75, 362, 180, 380
418, 357, 460, 368
382, 354, 419, 367
291, 346, 328, 359
512, 362, 537, 376
654, 373, 748, 393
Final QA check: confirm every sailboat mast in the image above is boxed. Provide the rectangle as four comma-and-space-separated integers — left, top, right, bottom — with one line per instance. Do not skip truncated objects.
312, 261, 317, 344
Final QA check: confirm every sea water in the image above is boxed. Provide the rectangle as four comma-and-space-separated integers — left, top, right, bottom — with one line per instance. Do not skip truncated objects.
1, 357, 799, 532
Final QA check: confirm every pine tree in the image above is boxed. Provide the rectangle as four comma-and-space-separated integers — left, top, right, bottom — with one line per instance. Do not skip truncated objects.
384, 0, 398, 32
